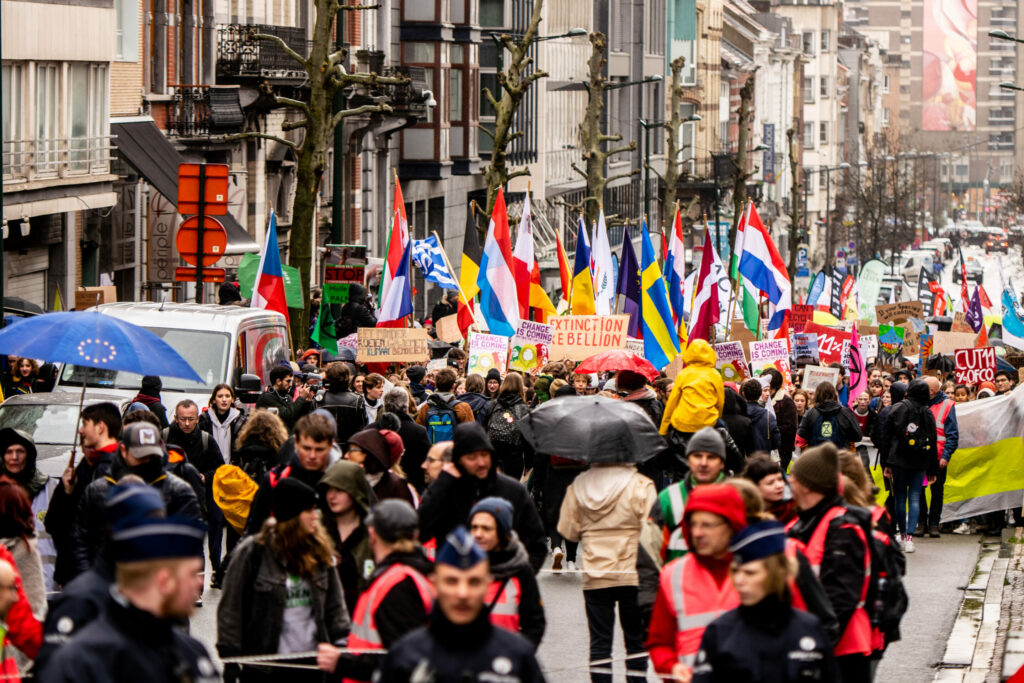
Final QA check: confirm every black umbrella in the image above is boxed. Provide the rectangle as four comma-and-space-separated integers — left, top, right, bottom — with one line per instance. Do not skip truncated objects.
518, 395, 668, 464
3, 296, 43, 316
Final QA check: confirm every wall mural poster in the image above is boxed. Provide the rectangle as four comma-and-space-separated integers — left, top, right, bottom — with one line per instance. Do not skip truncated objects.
922, 0, 977, 131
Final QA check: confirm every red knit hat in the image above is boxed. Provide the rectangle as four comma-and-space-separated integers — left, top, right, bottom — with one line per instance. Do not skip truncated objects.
380, 429, 405, 468
681, 483, 747, 548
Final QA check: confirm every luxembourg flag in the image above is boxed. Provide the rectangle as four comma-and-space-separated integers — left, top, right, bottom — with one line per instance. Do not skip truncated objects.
377, 241, 413, 327
737, 201, 791, 331
664, 206, 687, 327
251, 210, 289, 320
511, 193, 535, 319
476, 188, 520, 337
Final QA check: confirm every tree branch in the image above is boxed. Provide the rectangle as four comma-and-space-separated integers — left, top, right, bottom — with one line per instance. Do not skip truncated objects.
475, 122, 496, 140
331, 103, 392, 128
481, 87, 500, 113
507, 168, 532, 181
224, 132, 298, 150
570, 163, 588, 179
644, 163, 665, 182
275, 96, 311, 114
340, 3, 379, 9
606, 142, 636, 157
254, 33, 307, 70
598, 133, 623, 143
606, 169, 640, 184
282, 118, 308, 131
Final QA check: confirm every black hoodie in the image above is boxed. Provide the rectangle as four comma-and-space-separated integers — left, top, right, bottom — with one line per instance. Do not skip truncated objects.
871, 382, 907, 458
882, 379, 938, 475
797, 399, 863, 448
0, 428, 48, 500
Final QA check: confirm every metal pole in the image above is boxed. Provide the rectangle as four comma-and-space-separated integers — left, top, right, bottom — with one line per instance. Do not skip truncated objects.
825, 169, 832, 274
331, 12, 346, 244
643, 121, 651, 223
196, 164, 206, 303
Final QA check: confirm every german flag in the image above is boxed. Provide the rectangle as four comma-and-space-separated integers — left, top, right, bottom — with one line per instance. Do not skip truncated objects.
457, 204, 483, 335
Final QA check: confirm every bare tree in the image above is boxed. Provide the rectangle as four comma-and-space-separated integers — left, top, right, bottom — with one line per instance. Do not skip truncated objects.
1004, 170, 1024, 217
786, 126, 802, 274
228, 3, 405, 347
729, 74, 755, 253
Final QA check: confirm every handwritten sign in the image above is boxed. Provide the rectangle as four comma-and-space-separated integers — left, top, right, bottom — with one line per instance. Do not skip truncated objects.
860, 334, 878, 361
749, 339, 793, 387
467, 332, 511, 376
951, 311, 973, 333
714, 341, 750, 383
875, 301, 924, 324
803, 365, 841, 392
899, 324, 920, 357
435, 314, 463, 343
625, 337, 646, 358
877, 325, 905, 369
803, 322, 852, 365
509, 321, 553, 374
790, 304, 814, 332
356, 327, 430, 363
549, 315, 629, 361
955, 347, 996, 384
933, 331, 981, 355
793, 333, 820, 365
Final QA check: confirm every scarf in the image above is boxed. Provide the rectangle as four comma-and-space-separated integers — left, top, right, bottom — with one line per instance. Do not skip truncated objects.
207, 407, 240, 463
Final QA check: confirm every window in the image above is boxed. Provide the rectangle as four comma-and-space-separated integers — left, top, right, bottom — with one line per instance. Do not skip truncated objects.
479, 0, 503, 27
882, 109, 890, 128
678, 39, 697, 86
803, 77, 815, 103
646, 1, 666, 56
820, 76, 829, 98
802, 31, 815, 55
115, 0, 138, 61
36, 64, 59, 174
819, 121, 828, 145
404, 43, 435, 63
803, 121, 815, 148
449, 69, 463, 123
612, 0, 631, 52
820, 30, 830, 52
2, 64, 24, 176
805, 171, 815, 193
404, 1, 436, 20
882, 74, 890, 93
679, 102, 697, 173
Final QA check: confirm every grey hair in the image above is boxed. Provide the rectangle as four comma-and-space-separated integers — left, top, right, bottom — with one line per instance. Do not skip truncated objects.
383, 387, 411, 415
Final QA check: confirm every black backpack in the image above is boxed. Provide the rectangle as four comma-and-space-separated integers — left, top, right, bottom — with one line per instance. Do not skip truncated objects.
866, 523, 909, 647
486, 401, 529, 447
896, 400, 936, 462
810, 410, 848, 448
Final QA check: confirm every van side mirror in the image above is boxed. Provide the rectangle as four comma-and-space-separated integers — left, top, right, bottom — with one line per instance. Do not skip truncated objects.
236, 373, 262, 404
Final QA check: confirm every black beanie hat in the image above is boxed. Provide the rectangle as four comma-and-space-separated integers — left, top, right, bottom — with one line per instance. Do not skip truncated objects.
486, 368, 502, 383
452, 422, 496, 461
406, 366, 427, 383
272, 478, 318, 523
791, 443, 840, 495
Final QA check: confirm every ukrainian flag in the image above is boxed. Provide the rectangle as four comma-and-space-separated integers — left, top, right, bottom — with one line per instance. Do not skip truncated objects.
570, 216, 596, 315
640, 222, 680, 369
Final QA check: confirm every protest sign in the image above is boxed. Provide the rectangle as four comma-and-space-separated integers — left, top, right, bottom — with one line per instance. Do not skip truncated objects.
803, 365, 841, 392
790, 304, 814, 332
933, 331, 980, 355
338, 333, 358, 350
792, 333, 820, 365
859, 334, 878, 361
549, 315, 628, 360
356, 327, 430, 363
714, 341, 750, 383
802, 322, 852, 365
857, 321, 879, 338
955, 347, 996, 384
435, 314, 463, 343
322, 282, 351, 304
426, 359, 448, 373
749, 339, 793, 387
951, 311, 974, 333
467, 332, 511, 376
625, 337, 646, 358
877, 325, 905, 368
875, 301, 924, 324
730, 321, 757, 358
899, 324, 920, 357
509, 321, 553, 374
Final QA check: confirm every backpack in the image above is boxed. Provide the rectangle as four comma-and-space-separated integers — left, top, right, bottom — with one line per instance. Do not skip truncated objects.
487, 402, 528, 446
866, 520, 909, 647
810, 410, 847, 448
896, 401, 936, 462
425, 395, 458, 444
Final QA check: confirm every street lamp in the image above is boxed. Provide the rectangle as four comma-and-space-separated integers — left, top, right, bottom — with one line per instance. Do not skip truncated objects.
1000, 81, 1024, 92
607, 74, 663, 90
488, 27, 588, 44
990, 30, 1024, 44
639, 113, 701, 220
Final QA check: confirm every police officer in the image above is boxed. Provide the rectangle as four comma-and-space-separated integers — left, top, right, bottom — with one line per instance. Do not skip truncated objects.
38, 516, 218, 682
378, 526, 544, 683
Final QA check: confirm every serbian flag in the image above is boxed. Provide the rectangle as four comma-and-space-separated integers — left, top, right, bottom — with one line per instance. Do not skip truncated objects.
251, 210, 289, 320
379, 175, 410, 308
475, 188, 519, 337
737, 201, 791, 331
664, 206, 687, 327
512, 194, 535, 319
688, 225, 720, 344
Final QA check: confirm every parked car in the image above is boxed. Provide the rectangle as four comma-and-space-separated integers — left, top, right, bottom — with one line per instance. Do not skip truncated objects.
985, 233, 1010, 254
878, 275, 913, 305
901, 251, 936, 283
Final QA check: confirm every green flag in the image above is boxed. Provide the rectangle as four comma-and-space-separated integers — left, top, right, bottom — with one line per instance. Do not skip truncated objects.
312, 303, 338, 354
237, 252, 303, 308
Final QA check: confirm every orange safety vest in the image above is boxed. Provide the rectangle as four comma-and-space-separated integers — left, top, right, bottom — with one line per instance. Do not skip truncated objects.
787, 506, 873, 657
930, 399, 954, 458
344, 563, 434, 683
660, 553, 740, 666
486, 576, 522, 632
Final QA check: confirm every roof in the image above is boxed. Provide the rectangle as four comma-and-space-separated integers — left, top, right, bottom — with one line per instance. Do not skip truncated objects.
92, 302, 286, 332
0, 392, 128, 407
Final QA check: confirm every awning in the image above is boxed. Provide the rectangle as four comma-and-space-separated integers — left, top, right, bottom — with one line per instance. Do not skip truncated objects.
111, 117, 260, 254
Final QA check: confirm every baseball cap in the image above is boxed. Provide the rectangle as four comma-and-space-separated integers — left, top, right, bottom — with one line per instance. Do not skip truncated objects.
121, 422, 165, 460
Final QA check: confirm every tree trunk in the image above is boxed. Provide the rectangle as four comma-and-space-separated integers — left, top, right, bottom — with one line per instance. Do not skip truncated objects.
728, 74, 754, 256
663, 57, 685, 231
786, 127, 801, 275
580, 32, 608, 227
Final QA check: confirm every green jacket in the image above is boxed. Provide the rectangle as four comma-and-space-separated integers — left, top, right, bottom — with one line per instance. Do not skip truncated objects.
654, 472, 726, 562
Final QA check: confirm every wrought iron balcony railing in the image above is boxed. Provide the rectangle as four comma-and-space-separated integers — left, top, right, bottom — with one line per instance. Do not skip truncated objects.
217, 24, 311, 80
169, 85, 245, 137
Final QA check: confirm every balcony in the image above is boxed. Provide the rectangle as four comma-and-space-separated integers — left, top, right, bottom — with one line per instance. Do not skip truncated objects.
217, 24, 311, 82
4, 136, 112, 183
169, 85, 245, 138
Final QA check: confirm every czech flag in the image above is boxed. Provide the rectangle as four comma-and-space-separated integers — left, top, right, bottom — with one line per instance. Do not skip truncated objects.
476, 188, 519, 337
250, 210, 289, 321
737, 201, 791, 331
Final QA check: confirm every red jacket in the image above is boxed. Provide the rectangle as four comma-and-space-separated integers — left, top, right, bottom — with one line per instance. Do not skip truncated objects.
0, 544, 42, 661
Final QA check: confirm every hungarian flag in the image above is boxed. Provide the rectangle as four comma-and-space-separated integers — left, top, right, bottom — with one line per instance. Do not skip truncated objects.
457, 206, 482, 336
250, 210, 289, 320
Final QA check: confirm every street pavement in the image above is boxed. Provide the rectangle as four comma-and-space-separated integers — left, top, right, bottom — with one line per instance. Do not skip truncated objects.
189, 533, 983, 681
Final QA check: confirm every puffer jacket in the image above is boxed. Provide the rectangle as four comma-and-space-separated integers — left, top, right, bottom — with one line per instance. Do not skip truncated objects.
557, 465, 657, 590
659, 340, 725, 435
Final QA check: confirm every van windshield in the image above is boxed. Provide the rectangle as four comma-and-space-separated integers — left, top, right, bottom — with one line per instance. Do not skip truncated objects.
59, 328, 230, 393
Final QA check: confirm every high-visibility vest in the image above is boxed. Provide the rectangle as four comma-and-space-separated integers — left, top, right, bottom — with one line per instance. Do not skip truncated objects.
787, 506, 873, 657
343, 563, 434, 683
486, 576, 522, 632
783, 538, 807, 611
660, 553, 739, 666
930, 399, 954, 458
869, 505, 892, 653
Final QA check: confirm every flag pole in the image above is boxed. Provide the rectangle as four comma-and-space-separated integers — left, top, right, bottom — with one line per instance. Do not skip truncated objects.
432, 227, 473, 328
725, 202, 748, 341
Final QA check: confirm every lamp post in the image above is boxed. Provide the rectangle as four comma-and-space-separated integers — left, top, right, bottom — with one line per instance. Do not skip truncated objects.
803, 163, 850, 272
883, 154, 895, 272
639, 113, 701, 222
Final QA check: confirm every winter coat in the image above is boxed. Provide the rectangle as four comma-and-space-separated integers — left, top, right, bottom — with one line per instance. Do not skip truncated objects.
163, 424, 224, 477
883, 379, 939, 476
199, 407, 246, 466
320, 390, 368, 444
0, 430, 58, 590
319, 461, 375, 608
773, 390, 799, 462
458, 392, 490, 423
746, 402, 781, 454
481, 393, 533, 471
487, 535, 545, 648
335, 285, 378, 338
129, 392, 169, 429
216, 534, 350, 681
797, 400, 863, 449
871, 382, 907, 458
0, 544, 41, 661
557, 465, 657, 590
660, 340, 725, 435
255, 388, 313, 430
232, 437, 279, 485
70, 455, 201, 575
419, 467, 547, 573
692, 595, 839, 683
930, 390, 960, 461
414, 392, 475, 427
720, 389, 754, 458
35, 563, 113, 676
39, 591, 219, 683
1, 538, 45, 618
378, 608, 544, 683
623, 388, 664, 428
244, 456, 328, 536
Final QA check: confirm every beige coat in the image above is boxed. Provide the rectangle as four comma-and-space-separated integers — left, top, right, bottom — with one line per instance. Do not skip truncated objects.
557, 465, 657, 590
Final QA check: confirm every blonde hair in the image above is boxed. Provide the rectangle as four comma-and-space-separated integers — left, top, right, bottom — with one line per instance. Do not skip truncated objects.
761, 553, 798, 601
838, 451, 876, 505
116, 558, 189, 591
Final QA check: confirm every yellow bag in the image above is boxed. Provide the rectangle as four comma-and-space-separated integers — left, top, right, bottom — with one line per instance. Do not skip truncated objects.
212, 465, 259, 534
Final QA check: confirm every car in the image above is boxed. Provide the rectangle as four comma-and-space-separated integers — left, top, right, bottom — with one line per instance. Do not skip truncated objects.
985, 233, 1010, 254
953, 255, 984, 284
877, 275, 914, 305
900, 251, 936, 283
0, 392, 132, 478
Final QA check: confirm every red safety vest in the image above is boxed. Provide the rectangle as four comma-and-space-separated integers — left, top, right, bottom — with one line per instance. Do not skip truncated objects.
783, 538, 807, 611
659, 553, 740, 666
930, 399, 954, 458
344, 563, 434, 683
787, 506, 873, 657
869, 505, 891, 653
486, 576, 522, 632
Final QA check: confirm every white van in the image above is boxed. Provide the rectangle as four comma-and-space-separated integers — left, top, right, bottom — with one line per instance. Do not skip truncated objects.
55, 303, 290, 409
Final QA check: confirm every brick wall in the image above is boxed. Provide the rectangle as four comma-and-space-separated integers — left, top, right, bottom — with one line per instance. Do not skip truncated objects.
110, 0, 144, 115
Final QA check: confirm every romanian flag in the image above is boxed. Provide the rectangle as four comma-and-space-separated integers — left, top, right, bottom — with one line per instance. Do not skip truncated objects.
458, 205, 482, 335
250, 210, 289, 321
555, 234, 572, 305
640, 221, 680, 370
570, 216, 596, 315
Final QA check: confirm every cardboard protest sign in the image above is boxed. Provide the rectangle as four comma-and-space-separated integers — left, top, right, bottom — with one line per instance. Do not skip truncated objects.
803, 365, 841, 392
933, 331, 980, 355
857, 321, 879, 338
435, 314, 463, 343
951, 312, 973, 333
899, 324, 920, 357
338, 333, 358, 350
730, 321, 757, 358
509, 321, 553, 374
356, 327, 430, 363
875, 301, 924, 324
749, 339, 793, 387
859, 335, 878, 361
714, 341, 750, 383
790, 304, 814, 332
877, 325, 905, 368
426, 359, 448, 373
549, 315, 628, 361
955, 347, 996, 384
467, 332, 511, 376
792, 333, 820, 365
802, 322, 852, 365
625, 337, 645, 358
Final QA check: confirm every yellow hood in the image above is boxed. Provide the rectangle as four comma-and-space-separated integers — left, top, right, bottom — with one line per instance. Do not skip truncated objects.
682, 339, 717, 368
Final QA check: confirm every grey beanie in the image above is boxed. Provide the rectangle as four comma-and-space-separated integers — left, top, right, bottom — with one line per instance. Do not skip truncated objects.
685, 426, 726, 460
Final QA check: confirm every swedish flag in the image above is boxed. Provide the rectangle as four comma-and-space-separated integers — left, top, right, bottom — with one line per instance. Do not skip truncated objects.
640, 222, 680, 369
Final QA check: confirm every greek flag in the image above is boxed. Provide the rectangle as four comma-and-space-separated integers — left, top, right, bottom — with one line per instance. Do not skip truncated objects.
411, 235, 459, 289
